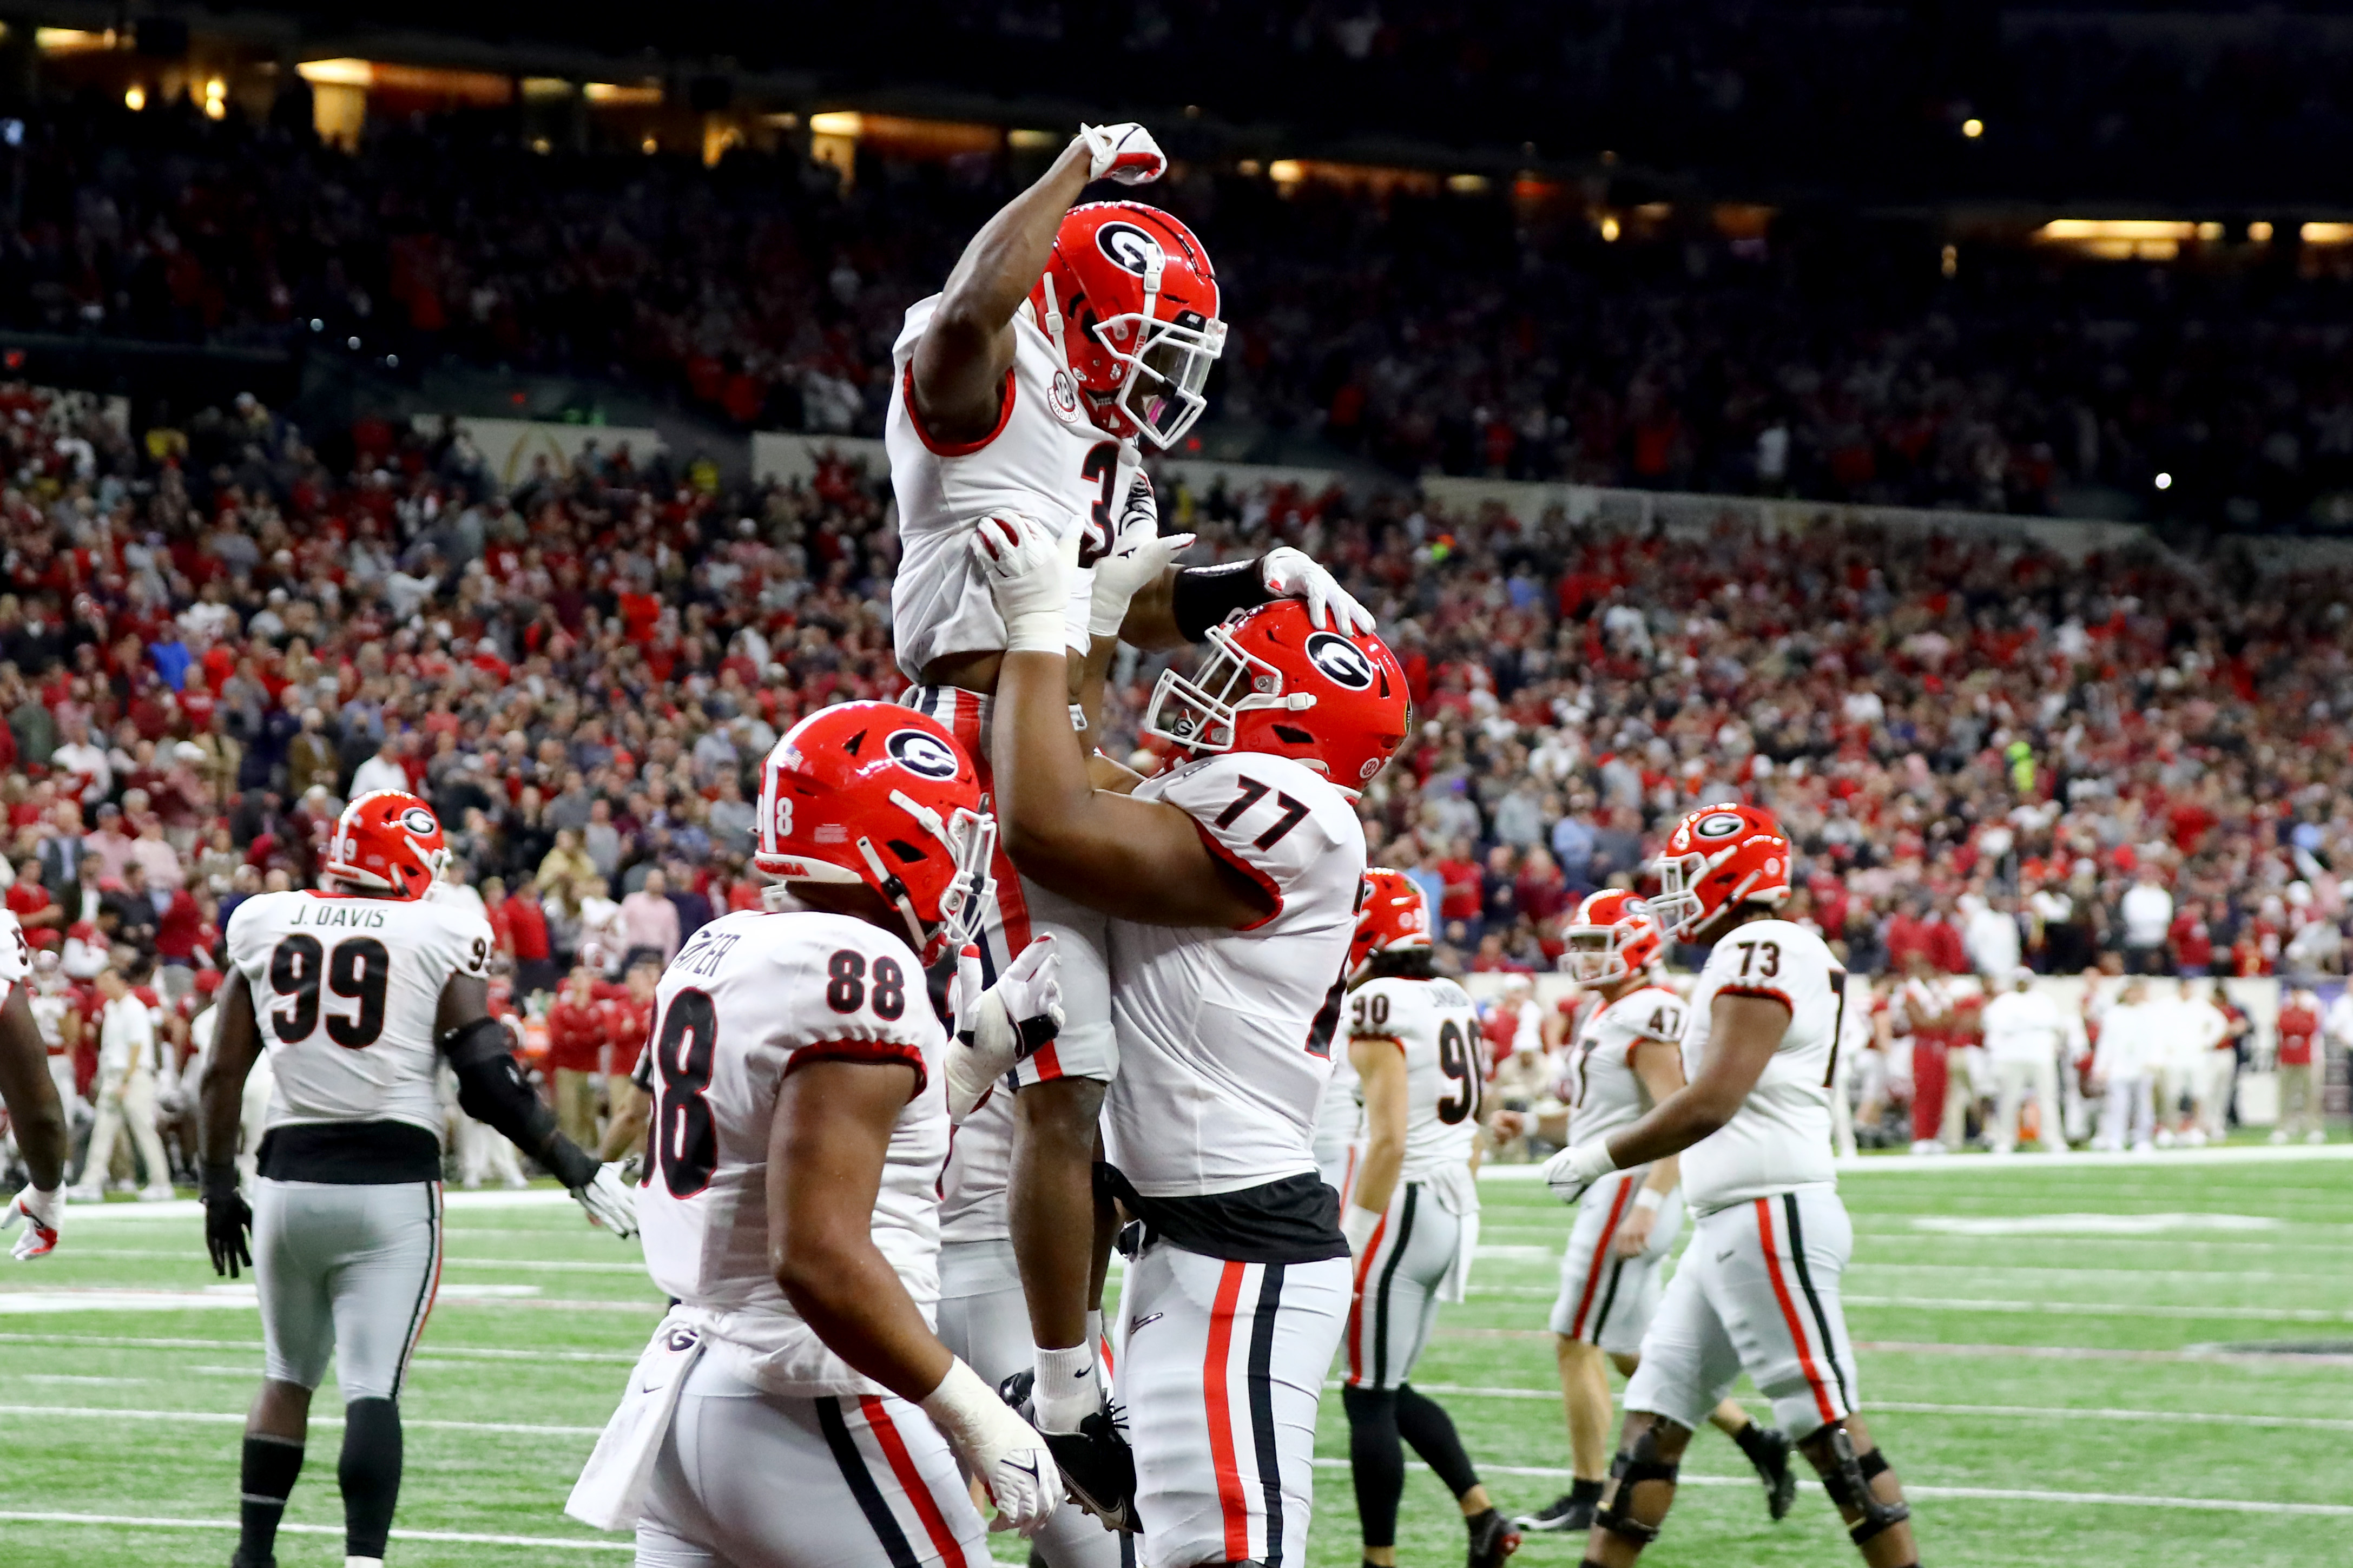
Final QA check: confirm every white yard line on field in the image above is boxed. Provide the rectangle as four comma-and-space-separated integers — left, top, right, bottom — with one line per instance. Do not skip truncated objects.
1478, 1144, 2353, 1178
0, 1330, 638, 1362
0, 1286, 665, 1314
1465, 1284, 2353, 1322
0, 1403, 601, 1436
0, 1510, 631, 1551
61, 1248, 650, 1275
1347, 1380, 2353, 1430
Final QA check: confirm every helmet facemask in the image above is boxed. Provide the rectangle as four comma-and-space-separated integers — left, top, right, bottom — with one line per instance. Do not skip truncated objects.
1561, 920, 1637, 985
841, 793, 997, 966
1045, 240, 1225, 449
1142, 614, 1314, 757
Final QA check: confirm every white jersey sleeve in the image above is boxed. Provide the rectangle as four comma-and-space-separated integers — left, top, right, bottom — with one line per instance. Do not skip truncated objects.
1104, 751, 1368, 1198
1352, 974, 1485, 1184
1566, 984, 1685, 1147
0, 910, 27, 1000
225, 890, 493, 1139
1678, 920, 1843, 1214
637, 911, 949, 1397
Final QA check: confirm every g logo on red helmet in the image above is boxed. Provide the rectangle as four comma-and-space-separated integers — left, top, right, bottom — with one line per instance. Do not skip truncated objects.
400, 807, 437, 837
886, 729, 960, 781
1304, 631, 1374, 691
1692, 811, 1746, 840
1095, 221, 1160, 276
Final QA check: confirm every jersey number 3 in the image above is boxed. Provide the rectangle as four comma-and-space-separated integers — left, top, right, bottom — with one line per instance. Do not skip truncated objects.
268, 934, 389, 1050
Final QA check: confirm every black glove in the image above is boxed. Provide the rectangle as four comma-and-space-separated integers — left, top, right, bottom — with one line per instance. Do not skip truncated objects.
201, 1163, 253, 1280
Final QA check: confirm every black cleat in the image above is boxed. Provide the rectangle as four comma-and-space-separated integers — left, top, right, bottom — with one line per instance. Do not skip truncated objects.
1466, 1505, 1521, 1567
1510, 1492, 1596, 1533
1743, 1424, 1798, 1521
997, 1370, 1141, 1532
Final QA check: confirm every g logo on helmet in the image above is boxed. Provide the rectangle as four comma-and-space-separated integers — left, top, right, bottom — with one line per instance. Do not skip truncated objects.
399, 806, 438, 838
1095, 221, 1161, 277
1692, 811, 1746, 840
886, 729, 960, 781
1304, 632, 1374, 691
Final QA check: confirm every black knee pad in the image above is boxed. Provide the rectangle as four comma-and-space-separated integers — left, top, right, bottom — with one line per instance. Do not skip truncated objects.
1596, 1424, 1681, 1546
1818, 1425, 1909, 1546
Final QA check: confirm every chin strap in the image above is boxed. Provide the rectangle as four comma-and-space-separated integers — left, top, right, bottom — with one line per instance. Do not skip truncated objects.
1039, 273, 1070, 377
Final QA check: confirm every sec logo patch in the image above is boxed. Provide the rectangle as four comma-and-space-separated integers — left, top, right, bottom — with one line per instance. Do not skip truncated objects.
1050, 370, 1082, 424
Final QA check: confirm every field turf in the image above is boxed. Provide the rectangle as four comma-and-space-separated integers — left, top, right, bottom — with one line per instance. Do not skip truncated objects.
3, 1143, 2348, 1567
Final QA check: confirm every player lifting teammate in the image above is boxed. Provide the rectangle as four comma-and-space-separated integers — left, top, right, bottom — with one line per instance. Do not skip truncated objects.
0, 910, 70, 1261
200, 791, 637, 1568
568, 702, 1063, 1566
970, 511, 1409, 1567
1338, 869, 1518, 1568
887, 115, 1370, 1492
1542, 806, 1921, 1568
1510, 890, 1794, 1536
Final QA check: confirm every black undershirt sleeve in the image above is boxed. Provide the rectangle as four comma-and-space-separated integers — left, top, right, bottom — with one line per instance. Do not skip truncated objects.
440, 1016, 599, 1189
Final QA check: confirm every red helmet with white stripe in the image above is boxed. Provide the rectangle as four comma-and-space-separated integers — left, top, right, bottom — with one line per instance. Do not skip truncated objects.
323, 790, 448, 899
1029, 202, 1225, 448
1350, 866, 1431, 979
1649, 802, 1792, 940
755, 702, 996, 964
1560, 888, 1665, 985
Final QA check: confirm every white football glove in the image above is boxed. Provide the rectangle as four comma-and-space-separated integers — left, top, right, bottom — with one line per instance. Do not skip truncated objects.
2, 1184, 60, 1261
921, 1357, 1060, 1538
571, 1163, 641, 1240
970, 511, 1072, 654
1542, 1140, 1620, 1207
1090, 463, 1195, 637
945, 938, 1064, 1121
1076, 123, 1166, 186
1260, 546, 1376, 634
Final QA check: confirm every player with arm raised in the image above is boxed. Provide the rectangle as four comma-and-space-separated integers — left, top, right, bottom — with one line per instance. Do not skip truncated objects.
1512, 891, 1791, 1537
891, 120, 1374, 1471
199, 791, 635, 1568
566, 703, 1062, 1566
1338, 870, 1520, 1568
1541, 806, 1920, 1568
0, 911, 70, 1260
970, 512, 1408, 1565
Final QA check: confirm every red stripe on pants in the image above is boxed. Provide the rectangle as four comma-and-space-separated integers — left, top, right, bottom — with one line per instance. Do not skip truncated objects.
1568, 1178, 1634, 1339
1752, 1199, 1839, 1426
859, 1394, 968, 1564
1343, 1208, 1388, 1386
1203, 1260, 1253, 1563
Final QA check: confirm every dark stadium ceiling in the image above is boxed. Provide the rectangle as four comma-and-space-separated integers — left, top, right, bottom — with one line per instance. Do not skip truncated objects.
15, 1, 2353, 209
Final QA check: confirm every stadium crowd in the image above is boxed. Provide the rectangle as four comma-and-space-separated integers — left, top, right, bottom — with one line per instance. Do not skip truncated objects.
12, 99, 2353, 526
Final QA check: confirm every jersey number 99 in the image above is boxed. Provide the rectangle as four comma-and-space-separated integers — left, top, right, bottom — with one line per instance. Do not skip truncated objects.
268, 934, 390, 1050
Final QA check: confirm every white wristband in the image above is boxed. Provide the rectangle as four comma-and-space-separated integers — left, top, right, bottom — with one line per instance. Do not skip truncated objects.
918, 1356, 1004, 1453
1340, 1203, 1383, 1256
1003, 610, 1068, 656
1633, 1187, 1666, 1213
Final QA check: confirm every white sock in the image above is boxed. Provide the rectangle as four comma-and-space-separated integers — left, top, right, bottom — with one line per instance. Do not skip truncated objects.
1086, 1308, 1106, 1358
347, 1558, 386, 1568
1032, 1341, 1102, 1434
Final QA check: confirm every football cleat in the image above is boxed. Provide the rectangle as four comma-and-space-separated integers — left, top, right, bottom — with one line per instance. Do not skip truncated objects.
1511, 1492, 1596, 1533
997, 1369, 1141, 1532
1466, 1505, 1521, 1567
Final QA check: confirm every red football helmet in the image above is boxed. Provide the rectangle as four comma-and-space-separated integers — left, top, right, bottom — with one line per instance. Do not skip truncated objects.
755, 701, 996, 964
323, 790, 448, 899
1142, 600, 1411, 796
1560, 888, 1666, 985
1350, 866, 1431, 978
1030, 201, 1225, 448
1649, 802, 1792, 940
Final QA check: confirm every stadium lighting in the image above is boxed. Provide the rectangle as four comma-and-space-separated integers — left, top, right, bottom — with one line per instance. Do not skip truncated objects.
807, 111, 864, 139
123, 85, 144, 112
2155, 472, 2173, 490
1961, 117, 1983, 139
1599, 214, 1621, 241
642, 136, 659, 155
2249, 221, 2276, 242
1942, 243, 1958, 278
298, 58, 373, 88
1269, 160, 1306, 186
203, 80, 227, 120
2301, 222, 2353, 245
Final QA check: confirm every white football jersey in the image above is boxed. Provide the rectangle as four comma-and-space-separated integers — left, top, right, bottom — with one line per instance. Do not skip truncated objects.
1565, 983, 1686, 1147
0, 910, 26, 999
1310, 1046, 1360, 1174
1679, 919, 1844, 1213
225, 889, 493, 1138
886, 294, 1111, 682
638, 910, 949, 1397
1104, 751, 1367, 1196
28, 989, 72, 1054
1347, 974, 1485, 1183
939, 1084, 1013, 1247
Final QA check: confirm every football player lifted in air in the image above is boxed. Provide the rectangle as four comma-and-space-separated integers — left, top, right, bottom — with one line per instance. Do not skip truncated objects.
1338, 869, 1520, 1568
1508, 890, 1794, 1537
968, 512, 1409, 1566
200, 790, 637, 1568
568, 703, 1065, 1567
0, 910, 70, 1261
887, 115, 1372, 1511
1541, 806, 1921, 1568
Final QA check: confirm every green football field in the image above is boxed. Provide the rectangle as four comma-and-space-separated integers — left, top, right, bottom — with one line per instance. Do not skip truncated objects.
3, 1145, 2349, 1568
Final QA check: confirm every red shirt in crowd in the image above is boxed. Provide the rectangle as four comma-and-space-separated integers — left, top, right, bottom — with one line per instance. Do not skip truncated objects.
544, 987, 611, 1075
2277, 1003, 2319, 1066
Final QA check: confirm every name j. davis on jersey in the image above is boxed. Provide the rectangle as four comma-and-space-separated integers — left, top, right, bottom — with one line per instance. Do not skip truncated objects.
285, 902, 391, 930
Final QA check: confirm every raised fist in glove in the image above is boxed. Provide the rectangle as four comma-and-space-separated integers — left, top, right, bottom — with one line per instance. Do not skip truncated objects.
971, 511, 1072, 655
572, 1162, 641, 1240
922, 1358, 1060, 1538
1, 1184, 60, 1261
1090, 463, 1195, 638
945, 938, 1064, 1120
1542, 1139, 1619, 1207
1261, 546, 1376, 634
1076, 123, 1165, 186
